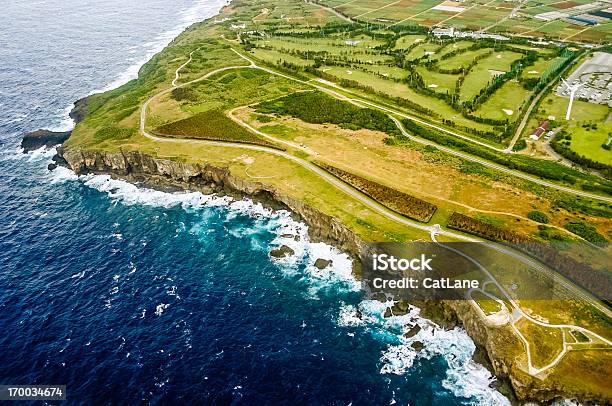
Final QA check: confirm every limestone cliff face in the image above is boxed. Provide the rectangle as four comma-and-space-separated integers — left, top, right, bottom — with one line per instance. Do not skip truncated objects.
57, 146, 604, 404
59, 147, 363, 256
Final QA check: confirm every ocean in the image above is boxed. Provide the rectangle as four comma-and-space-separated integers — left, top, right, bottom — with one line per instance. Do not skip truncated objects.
0, 1, 508, 404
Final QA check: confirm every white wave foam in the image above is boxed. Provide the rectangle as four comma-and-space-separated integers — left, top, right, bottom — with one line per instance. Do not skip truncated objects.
334, 298, 508, 405
47, 165, 507, 404
155, 303, 169, 316
26, 146, 57, 162
89, 0, 228, 95
47, 104, 75, 132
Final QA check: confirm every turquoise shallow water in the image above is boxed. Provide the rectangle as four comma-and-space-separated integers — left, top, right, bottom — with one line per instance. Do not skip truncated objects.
0, 1, 508, 404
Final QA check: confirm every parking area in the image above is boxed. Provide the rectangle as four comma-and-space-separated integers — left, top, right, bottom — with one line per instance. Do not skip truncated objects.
555, 52, 612, 106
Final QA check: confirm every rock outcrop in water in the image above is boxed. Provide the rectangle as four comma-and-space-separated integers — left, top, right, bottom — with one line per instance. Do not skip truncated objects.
21, 129, 72, 152
21, 95, 89, 153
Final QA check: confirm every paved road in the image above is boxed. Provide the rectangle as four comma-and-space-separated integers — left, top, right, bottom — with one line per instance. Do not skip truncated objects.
432, 232, 611, 376
140, 46, 612, 332
228, 48, 612, 203
389, 116, 612, 203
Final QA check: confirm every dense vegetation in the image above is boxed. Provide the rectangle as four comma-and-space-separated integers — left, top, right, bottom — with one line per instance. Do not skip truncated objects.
528, 211, 549, 224
257, 91, 399, 135
564, 221, 608, 246
318, 163, 437, 222
153, 110, 280, 148
448, 212, 527, 244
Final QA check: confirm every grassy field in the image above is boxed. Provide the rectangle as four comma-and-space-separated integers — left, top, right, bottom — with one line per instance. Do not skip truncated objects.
416, 67, 459, 94
316, 65, 493, 131
251, 48, 314, 67
393, 34, 427, 50
471, 290, 503, 315
515, 318, 565, 370
318, 163, 438, 222
459, 51, 523, 102
568, 124, 612, 166
437, 48, 492, 71
405, 42, 443, 61
474, 80, 530, 121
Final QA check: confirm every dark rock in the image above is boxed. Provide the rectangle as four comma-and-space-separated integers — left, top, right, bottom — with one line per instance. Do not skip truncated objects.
384, 307, 393, 318
269, 245, 295, 258
314, 258, 332, 269
391, 301, 410, 315
69, 96, 90, 124
404, 324, 421, 338
47, 163, 57, 171
410, 341, 424, 352
371, 292, 387, 302
21, 129, 71, 153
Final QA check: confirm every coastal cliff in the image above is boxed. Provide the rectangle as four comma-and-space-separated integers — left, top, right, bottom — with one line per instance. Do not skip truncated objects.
58, 147, 363, 257
55, 145, 585, 405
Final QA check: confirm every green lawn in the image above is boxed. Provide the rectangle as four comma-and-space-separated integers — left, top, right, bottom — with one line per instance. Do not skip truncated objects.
568, 124, 612, 166
405, 42, 443, 61
416, 67, 459, 94
474, 80, 530, 121
460, 51, 523, 101
393, 34, 427, 50
251, 48, 314, 67
437, 48, 492, 71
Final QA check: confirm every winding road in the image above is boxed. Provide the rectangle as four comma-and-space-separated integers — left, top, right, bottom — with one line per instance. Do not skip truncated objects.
136, 46, 611, 375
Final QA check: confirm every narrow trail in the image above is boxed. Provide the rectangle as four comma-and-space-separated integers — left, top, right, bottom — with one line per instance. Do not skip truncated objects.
432, 233, 612, 376
137, 47, 612, 373
172, 50, 196, 87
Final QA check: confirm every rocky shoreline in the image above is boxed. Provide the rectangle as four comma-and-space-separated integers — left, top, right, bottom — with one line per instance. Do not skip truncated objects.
26, 93, 601, 404
53, 144, 541, 402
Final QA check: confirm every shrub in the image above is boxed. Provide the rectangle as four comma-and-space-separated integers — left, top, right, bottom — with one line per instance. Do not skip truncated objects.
527, 210, 549, 224
564, 221, 608, 246
153, 110, 279, 148
512, 139, 527, 151
257, 91, 399, 135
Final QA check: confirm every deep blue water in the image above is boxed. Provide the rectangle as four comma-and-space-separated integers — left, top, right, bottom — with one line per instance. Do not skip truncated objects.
0, 1, 508, 404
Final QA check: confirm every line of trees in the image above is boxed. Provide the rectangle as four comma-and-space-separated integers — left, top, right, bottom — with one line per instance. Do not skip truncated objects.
402, 118, 612, 191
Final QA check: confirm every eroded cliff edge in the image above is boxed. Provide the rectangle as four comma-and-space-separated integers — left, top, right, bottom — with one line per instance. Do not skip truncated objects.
53, 144, 602, 404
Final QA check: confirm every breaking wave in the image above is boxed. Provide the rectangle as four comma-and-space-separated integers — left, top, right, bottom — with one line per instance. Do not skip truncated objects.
42, 152, 508, 405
